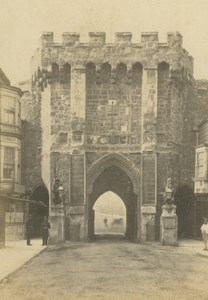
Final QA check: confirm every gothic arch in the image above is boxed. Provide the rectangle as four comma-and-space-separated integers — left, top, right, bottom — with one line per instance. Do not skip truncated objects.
30, 184, 49, 237
87, 153, 140, 195
158, 61, 170, 68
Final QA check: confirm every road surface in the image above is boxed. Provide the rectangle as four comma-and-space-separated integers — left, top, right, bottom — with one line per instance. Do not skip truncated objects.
0, 236, 207, 300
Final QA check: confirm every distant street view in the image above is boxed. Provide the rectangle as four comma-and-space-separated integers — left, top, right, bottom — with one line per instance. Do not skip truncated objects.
94, 192, 126, 235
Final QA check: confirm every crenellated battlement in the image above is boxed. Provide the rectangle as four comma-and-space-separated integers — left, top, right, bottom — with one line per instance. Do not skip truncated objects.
40, 31, 183, 48
62, 32, 80, 46
31, 31, 193, 81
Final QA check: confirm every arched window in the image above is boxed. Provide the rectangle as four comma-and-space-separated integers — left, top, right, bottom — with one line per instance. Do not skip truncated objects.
101, 63, 111, 84
86, 62, 96, 85
117, 63, 127, 84
158, 62, 170, 84
132, 62, 143, 86
63, 63, 71, 84
51, 63, 59, 81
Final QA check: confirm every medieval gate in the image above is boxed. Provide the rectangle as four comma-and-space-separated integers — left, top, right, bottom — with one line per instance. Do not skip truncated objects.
29, 32, 195, 243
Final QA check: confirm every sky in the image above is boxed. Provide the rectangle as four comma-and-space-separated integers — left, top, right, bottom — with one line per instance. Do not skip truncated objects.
0, 0, 208, 84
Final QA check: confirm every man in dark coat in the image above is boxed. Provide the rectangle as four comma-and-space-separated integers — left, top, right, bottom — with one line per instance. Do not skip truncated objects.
41, 216, 51, 246
26, 214, 33, 246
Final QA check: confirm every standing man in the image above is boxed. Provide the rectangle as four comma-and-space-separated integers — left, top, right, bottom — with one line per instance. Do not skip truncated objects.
201, 218, 208, 250
26, 214, 33, 246
41, 216, 51, 246
103, 216, 108, 228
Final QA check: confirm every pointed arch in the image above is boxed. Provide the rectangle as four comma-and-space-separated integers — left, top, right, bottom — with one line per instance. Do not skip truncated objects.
30, 184, 49, 237
158, 61, 170, 74
117, 62, 127, 83
87, 153, 140, 195
51, 63, 59, 80
101, 62, 111, 84
86, 62, 96, 84
62, 62, 71, 84
132, 62, 143, 85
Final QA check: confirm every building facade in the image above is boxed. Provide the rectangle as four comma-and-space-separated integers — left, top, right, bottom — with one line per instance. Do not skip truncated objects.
194, 116, 208, 237
25, 31, 198, 243
0, 69, 26, 241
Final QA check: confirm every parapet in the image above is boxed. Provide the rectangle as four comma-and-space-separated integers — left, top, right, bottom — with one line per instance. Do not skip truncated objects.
141, 32, 158, 47
167, 32, 183, 47
62, 32, 80, 46
141, 32, 158, 42
41, 32, 54, 47
89, 32, 106, 45
40, 31, 184, 48
115, 32, 132, 44
36, 31, 193, 75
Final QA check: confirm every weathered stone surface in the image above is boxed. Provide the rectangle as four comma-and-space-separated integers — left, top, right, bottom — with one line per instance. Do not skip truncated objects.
21, 32, 204, 243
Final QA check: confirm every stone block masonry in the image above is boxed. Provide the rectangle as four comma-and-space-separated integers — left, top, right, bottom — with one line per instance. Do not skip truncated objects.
21, 31, 200, 243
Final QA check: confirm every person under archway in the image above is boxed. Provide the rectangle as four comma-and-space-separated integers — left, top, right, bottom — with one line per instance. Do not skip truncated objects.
41, 216, 51, 246
103, 216, 108, 228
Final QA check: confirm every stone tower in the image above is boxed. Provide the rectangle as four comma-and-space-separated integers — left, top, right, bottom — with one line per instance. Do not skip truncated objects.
30, 32, 194, 243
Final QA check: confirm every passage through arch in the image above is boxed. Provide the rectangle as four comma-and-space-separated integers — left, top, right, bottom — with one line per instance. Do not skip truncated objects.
29, 185, 49, 237
86, 154, 141, 242
93, 191, 126, 239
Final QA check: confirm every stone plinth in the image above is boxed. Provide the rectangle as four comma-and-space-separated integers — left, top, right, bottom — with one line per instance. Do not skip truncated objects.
69, 206, 85, 241
160, 204, 178, 246
49, 205, 65, 244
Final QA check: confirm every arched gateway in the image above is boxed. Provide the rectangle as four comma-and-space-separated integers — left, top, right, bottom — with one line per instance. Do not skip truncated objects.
30, 32, 195, 244
86, 154, 141, 241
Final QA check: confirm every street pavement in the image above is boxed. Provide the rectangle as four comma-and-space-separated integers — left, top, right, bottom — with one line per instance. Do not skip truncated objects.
0, 239, 46, 283
0, 236, 207, 285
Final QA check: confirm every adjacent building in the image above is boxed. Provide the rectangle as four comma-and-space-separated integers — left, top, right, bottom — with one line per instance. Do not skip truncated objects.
194, 80, 208, 236
0, 69, 26, 242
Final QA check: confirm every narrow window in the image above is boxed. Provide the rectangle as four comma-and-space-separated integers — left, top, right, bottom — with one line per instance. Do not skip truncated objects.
3, 147, 15, 179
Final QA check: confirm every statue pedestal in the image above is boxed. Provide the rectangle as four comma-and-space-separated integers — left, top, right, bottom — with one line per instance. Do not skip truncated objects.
160, 204, 178, 246
69, 206, 85, 241
49, 205, 65, 244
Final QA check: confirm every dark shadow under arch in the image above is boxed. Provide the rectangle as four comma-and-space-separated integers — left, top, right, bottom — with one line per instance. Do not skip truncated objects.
87, 153, 140, 195
174, 184, 195, 238
30, 185, 49, 237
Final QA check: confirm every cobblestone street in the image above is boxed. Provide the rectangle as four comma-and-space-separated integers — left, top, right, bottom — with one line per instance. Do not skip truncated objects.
0, 237, 208, 300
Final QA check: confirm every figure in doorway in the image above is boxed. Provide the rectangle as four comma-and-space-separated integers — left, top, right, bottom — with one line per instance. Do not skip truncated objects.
103, 216, 108, 228
26, 214, 33, 246
41, 216, 51, 246
201, 218, 208, 250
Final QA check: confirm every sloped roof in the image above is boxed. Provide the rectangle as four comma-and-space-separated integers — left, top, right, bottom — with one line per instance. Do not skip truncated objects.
0, 68, 10, 86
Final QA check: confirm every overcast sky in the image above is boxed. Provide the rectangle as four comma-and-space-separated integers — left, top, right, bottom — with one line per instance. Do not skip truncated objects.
0, 0, 208, 84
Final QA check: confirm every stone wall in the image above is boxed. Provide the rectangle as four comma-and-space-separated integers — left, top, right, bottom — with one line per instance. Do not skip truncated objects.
24, 31, 201, 242
20, 80, 42, 192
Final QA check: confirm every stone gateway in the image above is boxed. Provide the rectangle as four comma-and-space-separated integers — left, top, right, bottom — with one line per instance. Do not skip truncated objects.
23, 32, 196, 243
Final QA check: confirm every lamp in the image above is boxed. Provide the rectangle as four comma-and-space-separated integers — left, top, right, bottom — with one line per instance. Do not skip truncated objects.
52, 179, 64, 205
58, 184, 64, 200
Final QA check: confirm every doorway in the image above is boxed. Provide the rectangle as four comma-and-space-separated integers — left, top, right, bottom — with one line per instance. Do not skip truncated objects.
86, 154, 140, 242
30, 185, 49, 237
93, 191, 126, 240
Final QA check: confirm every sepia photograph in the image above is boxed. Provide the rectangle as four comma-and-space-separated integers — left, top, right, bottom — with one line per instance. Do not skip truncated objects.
0, 0, 208, 299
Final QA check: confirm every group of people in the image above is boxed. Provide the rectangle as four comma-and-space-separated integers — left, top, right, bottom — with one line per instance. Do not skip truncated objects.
26, 215, 51, 246
26, 214, 208, 249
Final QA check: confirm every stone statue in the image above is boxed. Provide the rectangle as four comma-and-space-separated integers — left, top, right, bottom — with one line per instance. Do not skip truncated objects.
163, 178, 174, 205
162, 178, 176, 216
52, 178, 62, 205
